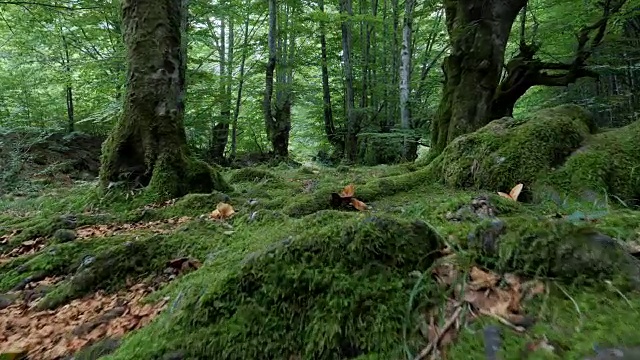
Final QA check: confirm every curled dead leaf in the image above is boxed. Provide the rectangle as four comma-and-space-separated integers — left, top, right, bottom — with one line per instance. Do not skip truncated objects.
340, 184, 355, 198
210, 203, 235, 220
350, 198, 368, 211
497, 183, 524, 201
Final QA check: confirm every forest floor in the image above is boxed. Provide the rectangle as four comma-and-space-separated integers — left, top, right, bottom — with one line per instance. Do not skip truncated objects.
2, 133, 640, 359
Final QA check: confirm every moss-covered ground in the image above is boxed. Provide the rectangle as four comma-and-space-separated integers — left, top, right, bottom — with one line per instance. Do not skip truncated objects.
1, 162, 640, 359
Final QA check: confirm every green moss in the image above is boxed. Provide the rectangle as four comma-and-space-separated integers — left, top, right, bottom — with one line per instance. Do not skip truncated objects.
146, 155, 231, 202
432, 104, 595, 193
448, 287, 640, 359
540, 120, 640, 204
469, 217, 640, 287
227, 167, 277, 183
109, 212, 444, 359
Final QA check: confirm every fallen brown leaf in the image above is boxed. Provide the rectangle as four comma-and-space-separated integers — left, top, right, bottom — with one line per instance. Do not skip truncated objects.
210, 203, 235, 220
350, 198, 368, 211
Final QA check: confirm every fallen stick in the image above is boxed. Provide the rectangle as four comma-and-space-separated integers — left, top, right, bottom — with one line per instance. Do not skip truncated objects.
414, 305, 463, 360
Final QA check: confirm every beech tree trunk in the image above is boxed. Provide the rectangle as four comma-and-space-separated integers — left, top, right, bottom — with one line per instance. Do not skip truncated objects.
210, 17, 229, 160
100, 0, 228, 200
430, 0, 526, 155
231, 8, 251, 159
340, 0, 358, 161
318, 0, 340, 150
263, 0, 291, 158
399, 0, 416, 160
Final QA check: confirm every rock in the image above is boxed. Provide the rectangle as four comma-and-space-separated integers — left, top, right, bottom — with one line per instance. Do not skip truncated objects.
475, 218, 640, 286
53, 229, 77, 243
0, 293, 18, 309
467, 219, 507, 255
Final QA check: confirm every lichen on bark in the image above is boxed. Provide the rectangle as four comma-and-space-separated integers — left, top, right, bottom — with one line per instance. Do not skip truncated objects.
99, 0, 229, 200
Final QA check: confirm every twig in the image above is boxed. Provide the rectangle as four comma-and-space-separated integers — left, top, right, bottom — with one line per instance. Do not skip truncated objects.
478, 309, 525, 332
414, 305, 463, 360
555, 282, 583, 332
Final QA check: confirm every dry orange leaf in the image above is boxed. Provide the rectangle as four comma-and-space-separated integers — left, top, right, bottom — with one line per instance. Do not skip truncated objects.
340, 184, 355, 198
350, 198, 368, 211
210, 203, 235, 220
497, 183, 524, 201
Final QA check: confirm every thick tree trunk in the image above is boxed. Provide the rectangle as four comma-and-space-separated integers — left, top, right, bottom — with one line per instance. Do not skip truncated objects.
100, 0, 228, 200
340, 0, 358, 162
270, 2, 294, 158
430, 0, 526, 155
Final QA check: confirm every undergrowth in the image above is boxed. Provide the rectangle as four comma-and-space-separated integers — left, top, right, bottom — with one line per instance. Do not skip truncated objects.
1, 163, 640, 359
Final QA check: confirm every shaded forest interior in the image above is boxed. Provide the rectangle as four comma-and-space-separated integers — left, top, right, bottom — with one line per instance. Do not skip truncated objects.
1, 0, 640, 359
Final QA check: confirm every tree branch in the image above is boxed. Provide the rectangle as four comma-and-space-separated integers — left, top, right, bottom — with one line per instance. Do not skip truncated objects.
0, 1, 99, 10
490, 0, 629, 119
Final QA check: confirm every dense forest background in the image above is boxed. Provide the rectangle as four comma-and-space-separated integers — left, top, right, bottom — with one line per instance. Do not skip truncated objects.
0, 0, 637, 164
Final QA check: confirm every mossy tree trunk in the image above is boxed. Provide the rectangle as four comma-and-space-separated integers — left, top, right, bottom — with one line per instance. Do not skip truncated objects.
430, 0, 627, 157
430, 0, 527, 156
99, 0, 229, 200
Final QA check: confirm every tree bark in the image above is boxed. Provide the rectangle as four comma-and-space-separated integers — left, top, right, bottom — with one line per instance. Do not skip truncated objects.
99, 0, 228, 200
270, 1, 294, 158
210, 17, 230, 160
61, 31, 74, 133
399, 0, 416, 160
340, 0, 358, 161
231, 7, 251, 159
263, 0, 280, 156
319, 0, 340, 149
430, 0, 527, 156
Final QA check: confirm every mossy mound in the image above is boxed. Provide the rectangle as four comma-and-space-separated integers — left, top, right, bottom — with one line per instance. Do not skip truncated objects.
541, 120, 640, 204
131, 212, 444, 359
227, 167, 277, 183
469, 217, 640, 287
432, 104, 596, 193
146, 156, 231, 202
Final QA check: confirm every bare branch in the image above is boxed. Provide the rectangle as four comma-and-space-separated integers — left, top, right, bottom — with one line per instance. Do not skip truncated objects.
0, 1, 99, 10
490, 0, 629, 119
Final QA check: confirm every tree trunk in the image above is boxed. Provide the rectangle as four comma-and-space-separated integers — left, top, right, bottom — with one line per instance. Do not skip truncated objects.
430, 0, 526, 156
61, 33, 74, 133
263, 0, 278, 156
210, 17, 230, 160
399, 0, 416, 160
231, 7, 250, 159
269, 2, 294, 158
319, 0, 340, 150
340, 0, 358, 162
100, 0, 228, 200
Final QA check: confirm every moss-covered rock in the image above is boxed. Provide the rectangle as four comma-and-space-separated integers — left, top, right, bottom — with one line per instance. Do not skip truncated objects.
540, 120, 640, 204
469, 217, 640, 287
151, 212, 444, 359
357, 132, 417, 165
431, 104, 596, 193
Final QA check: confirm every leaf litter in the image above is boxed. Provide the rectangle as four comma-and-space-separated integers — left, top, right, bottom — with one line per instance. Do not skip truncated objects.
417, 259, 546, 359
0, 200, 228, 359
0, 279, 167, 359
